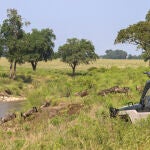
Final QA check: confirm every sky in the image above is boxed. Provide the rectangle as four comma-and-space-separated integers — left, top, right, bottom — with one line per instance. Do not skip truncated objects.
0, 0, 150, 55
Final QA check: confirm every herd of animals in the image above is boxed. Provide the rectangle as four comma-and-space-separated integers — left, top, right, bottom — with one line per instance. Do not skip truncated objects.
75, 85, 143, 97
0, 85, 144, 125
0, 101, 50, 124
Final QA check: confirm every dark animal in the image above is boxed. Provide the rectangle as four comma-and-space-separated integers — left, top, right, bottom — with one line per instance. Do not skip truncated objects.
98, 86, 119, 96
109, 86, 119, 93
116, 87, 130, 94
0, 113, 16, 124
75, 90, 88, 97
21, 107, 38, 120
4, 89, 12, 95
98, 86, 129, 96
98, 89, 110, 96
40, 101, 50, 109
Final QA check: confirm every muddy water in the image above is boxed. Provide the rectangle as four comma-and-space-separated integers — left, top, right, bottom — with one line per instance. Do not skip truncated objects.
0, 101, 25, 117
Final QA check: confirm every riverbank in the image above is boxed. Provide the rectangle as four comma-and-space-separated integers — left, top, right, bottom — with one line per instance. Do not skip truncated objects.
0, 95, 26, 102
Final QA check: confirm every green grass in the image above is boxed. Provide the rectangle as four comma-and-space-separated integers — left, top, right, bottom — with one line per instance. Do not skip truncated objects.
0, 58, 150, 149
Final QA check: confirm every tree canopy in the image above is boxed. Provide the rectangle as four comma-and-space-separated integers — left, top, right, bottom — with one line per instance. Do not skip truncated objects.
127, 54, 142, 59
0, 9, 29, 78
0, 8, 56, 78
58, 38, 98, 75
102, 49, 127, 59
115, 10, 150, 63
25, 28, 56, 71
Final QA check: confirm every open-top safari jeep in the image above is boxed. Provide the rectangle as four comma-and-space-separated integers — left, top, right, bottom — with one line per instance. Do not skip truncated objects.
109, 73, 150, 123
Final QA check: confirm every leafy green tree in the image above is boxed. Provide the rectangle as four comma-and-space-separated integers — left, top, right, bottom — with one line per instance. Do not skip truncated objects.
53, 51, 60, 59
0, 40, 3, 57
115, 10, 150, 64
102, 49, 127, 59
127, 54, 142, 59
25, 28, 56, 71
0, 9, 30, 79
58, 38, 98, 76
146, 10, 150, 21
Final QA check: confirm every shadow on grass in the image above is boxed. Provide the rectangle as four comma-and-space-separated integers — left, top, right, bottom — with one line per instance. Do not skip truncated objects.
15, 75, 32, 83
67, 72, 87, 77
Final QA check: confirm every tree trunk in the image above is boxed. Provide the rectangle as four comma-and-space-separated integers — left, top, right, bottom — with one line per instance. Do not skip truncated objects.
12, 61, 17, 79
9, 62, 13, 79
71, 64, 76, 76
31, 61, 37, 71
9, 61, 17, 79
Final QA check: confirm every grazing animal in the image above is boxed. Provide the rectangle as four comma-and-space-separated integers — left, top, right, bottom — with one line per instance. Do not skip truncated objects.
109, 86, 119, 93
0, 113, 16, 124
116, 87, 130, 94
98, 86, 129, 96
98, 89, 110, 96
98, 86, 119, 96
21, 107, 38, 120
75, 90, 88, 97
40, 101, 50, 109
4, 89, 12, 95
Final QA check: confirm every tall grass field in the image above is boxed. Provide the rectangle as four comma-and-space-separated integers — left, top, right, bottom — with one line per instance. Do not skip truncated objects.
0, 58, 150, 150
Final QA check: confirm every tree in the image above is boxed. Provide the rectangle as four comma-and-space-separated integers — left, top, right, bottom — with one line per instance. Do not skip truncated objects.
53, 51, 60, 59
25, 28, 56, 71
0, 9, 30, 79
58, 38, 98, 76
0, 40, 3, 57
127, 54, 142, 59
146, 10, 150, 21
115, 10, 150, 64
102, 49, 127, 59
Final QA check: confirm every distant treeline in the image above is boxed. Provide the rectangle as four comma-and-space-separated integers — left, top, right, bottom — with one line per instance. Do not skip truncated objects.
100, 49, 142, 59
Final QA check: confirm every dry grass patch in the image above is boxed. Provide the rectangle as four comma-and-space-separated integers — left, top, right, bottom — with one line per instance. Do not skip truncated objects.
0, 58, 149, 71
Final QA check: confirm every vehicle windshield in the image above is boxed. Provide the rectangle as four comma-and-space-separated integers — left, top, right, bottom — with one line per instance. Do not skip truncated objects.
144, 88, 150, 107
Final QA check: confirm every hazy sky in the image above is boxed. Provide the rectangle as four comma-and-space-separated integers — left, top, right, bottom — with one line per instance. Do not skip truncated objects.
1, 0, 150, 55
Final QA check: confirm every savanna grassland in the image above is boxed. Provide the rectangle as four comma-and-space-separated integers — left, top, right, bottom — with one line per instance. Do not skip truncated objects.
0, 58, 150, 150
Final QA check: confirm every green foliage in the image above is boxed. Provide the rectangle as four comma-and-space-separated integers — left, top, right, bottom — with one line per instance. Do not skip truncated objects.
0, 9, 56, 78
0, 9, 30, 79
13, 139, 25, 150
115, 10, 150, 63
128, 54, 142, 59
102, 49, 127, 59
0, 9, 27, 63
58, 38, 98, 75
145, 10, 150, 21
24, 28, 56, 71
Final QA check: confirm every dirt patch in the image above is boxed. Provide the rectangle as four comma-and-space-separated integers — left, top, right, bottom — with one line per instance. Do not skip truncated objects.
37, 102, 84, 119
67, 103, 84, 115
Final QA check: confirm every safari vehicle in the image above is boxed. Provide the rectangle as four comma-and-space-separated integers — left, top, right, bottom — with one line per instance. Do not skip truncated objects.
109, 73, 150, 123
